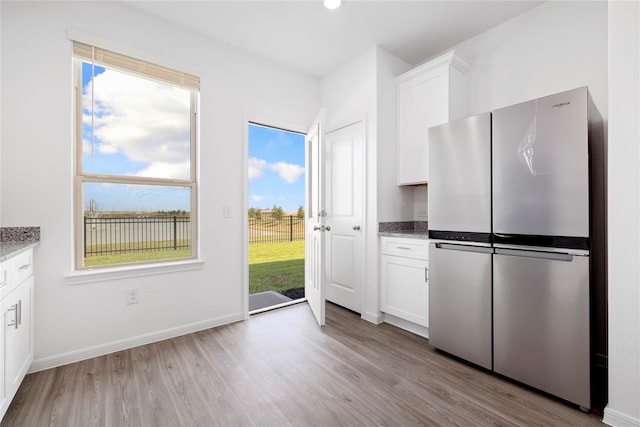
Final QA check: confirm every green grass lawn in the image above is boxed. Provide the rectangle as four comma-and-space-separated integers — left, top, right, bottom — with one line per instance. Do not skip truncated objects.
84, 247, 191, 267
249, 240, 304, 295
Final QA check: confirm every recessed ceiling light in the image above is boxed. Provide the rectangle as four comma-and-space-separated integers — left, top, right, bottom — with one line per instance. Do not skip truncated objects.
324, 0, 342, 10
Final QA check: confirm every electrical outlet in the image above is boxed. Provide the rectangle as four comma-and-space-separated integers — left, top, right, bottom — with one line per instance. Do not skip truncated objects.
126, 288, 140, 305
417, 209, 428, 218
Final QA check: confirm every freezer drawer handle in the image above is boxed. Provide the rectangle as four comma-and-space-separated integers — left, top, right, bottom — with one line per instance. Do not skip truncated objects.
495, 248, 573, 262
434, 243, 493, 254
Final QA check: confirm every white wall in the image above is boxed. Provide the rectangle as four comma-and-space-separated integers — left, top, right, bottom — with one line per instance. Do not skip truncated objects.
375, 48, 414, 223
0, 2, 3, 225
320, 46, 412, 322
604, 2, 640, 426
0, 1, 320, 369
321, 47, 380, 322
454, 1, 607, 118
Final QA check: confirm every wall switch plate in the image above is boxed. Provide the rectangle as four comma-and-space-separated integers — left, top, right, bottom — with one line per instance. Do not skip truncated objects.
126, 288, 140, 305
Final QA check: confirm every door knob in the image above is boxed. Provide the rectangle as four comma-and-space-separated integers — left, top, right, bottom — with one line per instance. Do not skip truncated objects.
313, 225, 321, 231
324, 226, 331, 232
352, 225, 361, 231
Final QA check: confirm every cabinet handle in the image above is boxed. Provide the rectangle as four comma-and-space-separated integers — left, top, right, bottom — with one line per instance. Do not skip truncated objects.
19, 263, 31, 270
17, 300, 22, 326
0, 270, 7, 288
396, 246, 411, 250
7, 304, 18, 329
425, 267, 429, 283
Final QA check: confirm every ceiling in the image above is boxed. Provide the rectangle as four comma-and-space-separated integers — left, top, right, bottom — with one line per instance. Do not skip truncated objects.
120, 1, 544, 79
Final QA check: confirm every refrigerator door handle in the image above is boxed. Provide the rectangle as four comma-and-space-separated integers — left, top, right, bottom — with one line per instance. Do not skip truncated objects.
435, 243, 494, 254
495, 248, 574, 262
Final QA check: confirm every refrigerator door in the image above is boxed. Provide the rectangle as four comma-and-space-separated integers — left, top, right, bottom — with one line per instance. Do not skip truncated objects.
492, 87, 589, 241
429, 242, 493, 369
428, 113, 492, 242
493, 248, 591, 409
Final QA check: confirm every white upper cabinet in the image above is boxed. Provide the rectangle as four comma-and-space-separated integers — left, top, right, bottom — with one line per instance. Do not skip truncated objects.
396, 51, 471, 185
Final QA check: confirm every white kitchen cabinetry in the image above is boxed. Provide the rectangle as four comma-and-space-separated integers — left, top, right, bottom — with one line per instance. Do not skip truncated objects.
396, 51, 471, 185
380, 236, 429, 329
0, 249, 34, 420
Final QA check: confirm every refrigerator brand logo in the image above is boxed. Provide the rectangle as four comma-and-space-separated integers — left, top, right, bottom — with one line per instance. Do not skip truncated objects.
551, 101, 571, 109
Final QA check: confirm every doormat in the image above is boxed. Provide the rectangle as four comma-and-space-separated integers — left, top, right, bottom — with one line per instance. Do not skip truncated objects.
249, 290, 292, 312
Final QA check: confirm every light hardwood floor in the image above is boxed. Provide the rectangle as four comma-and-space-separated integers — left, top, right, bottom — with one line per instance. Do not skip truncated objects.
2, 302, 603, 426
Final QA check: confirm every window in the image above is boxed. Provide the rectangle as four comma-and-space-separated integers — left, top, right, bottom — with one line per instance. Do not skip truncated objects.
73, 41, 199, 269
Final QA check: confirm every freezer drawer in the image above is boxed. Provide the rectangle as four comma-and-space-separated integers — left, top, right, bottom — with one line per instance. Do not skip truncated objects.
493, 248, 591, 409
429, 243, 492, 369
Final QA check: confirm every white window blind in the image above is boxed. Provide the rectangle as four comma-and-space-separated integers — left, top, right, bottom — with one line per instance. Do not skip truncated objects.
73, 41, 200, 91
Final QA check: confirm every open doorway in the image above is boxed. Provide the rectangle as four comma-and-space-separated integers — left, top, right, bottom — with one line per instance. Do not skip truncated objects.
247, 122, 306, 313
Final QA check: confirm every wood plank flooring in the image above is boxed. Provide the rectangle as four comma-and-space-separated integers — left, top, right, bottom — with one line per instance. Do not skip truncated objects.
2, 302, 603, 426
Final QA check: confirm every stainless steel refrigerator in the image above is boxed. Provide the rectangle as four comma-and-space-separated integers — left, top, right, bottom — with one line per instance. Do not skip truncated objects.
428, 112, 493, 370
428, 87, 606, 410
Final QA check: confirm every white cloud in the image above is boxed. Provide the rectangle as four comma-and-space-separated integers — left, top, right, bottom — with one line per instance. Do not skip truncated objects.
251, 195, 267, 202
82, 69, 191, 179
269, 161, 304, 183
248, 157, 267, 180
135, 161, 191, 179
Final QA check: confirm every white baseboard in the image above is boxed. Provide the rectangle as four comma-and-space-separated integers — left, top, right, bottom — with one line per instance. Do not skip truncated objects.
603, 407, 640, 427
361, 310, 384, 324
29, 312, 244, 373
382, 313, 429, 339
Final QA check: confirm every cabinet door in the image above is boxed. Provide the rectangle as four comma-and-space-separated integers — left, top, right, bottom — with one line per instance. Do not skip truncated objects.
0, 296, 8, 417
396, 69, 449, 185
381, 254, 428, 326
3, 276, 33, 403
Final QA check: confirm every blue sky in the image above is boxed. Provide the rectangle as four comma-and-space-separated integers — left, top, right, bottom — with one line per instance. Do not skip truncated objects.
81, 62, 192, 212
248, 124, 305, 213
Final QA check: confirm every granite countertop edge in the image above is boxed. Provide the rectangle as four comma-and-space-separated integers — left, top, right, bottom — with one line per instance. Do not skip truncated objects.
0, 241, 40, 263
378, 231, 429, 239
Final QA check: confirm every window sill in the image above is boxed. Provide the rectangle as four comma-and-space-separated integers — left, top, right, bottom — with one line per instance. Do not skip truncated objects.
64, 258, 205, 285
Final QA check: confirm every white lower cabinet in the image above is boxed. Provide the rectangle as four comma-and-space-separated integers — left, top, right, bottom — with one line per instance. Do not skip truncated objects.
380, 237, 429, 328
0, 249, 34, 420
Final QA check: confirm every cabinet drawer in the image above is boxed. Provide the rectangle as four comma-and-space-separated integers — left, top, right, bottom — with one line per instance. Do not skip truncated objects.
11, 250, 33, 287
381, 237, 428, 259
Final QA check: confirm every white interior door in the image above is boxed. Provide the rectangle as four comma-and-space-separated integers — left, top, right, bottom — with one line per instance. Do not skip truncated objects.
325, 121, 364, 313
305, 111, 326, 327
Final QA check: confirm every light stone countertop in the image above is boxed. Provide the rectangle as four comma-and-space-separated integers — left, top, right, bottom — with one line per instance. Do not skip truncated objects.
0, 226, 41, 263
378, 230, 429, 239
378, 221, 428, 239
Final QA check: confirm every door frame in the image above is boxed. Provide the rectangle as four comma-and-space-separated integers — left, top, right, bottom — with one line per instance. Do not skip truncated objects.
242, 115, 310, 319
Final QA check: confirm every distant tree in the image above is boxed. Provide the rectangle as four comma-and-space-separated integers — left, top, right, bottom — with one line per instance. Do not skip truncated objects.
297, 206, 304, 219
255, 209, 262, 219
272, 205, 284, 219
248, 207, 257, 218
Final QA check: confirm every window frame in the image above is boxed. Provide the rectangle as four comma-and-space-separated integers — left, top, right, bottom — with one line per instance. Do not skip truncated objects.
73, 51, 199, 271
